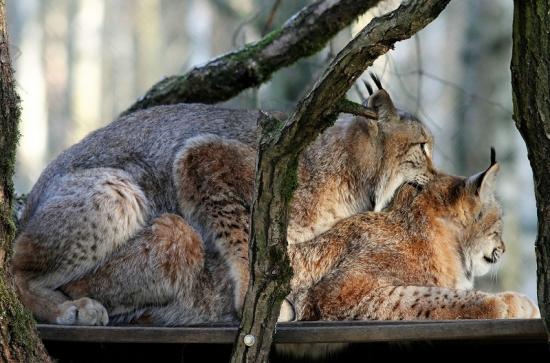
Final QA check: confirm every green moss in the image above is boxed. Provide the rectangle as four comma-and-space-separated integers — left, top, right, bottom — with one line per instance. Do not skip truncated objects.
281, 157, 299, 205
0, 216, 16, 260
231, 27, 284, 62
222, 27, 284, 84
0, 53, 21, 256
260, 115, 285, 139
0, 276, 40, 354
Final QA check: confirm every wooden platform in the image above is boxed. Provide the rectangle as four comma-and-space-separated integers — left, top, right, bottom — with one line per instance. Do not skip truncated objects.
37, 319, 547, 344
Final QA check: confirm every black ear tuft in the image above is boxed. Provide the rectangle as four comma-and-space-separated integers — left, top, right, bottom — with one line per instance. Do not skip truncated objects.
369, 72, 383, 90
363, 80, 373, 96
466, 149, 500, 201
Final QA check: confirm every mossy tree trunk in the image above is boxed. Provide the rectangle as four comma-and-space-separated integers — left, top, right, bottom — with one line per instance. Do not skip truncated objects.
230, 1, 451, 362
0, 1, 51, 361
511, 0, 550, 341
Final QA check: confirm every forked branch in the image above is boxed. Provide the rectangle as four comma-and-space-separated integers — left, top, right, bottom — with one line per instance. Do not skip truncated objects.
230, 1, 451, 362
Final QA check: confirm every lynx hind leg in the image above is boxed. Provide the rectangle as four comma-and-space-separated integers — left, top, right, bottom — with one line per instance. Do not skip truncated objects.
63, 213, 205, 323
173, 135, 256, 313
148, 213, 205, 288
12, 168, 149, 325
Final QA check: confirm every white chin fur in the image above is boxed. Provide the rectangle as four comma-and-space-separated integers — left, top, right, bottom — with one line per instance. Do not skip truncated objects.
374, 175, 404, 212
472, 258, 491, 277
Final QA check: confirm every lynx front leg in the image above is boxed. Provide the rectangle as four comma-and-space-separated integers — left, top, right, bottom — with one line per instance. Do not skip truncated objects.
298, 276, 539, 320
296, 270, 539, 320
173, 135, 256, 313
356, 286, 540, 320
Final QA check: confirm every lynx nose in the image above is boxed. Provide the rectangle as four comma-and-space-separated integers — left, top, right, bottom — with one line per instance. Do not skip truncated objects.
492, 248, 502, 262
499, 238, 506, 254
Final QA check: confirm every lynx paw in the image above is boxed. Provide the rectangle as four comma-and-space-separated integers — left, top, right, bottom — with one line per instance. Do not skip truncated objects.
277, 298, 296, 322
496, 292, 540, 319
56, 297, 109, 325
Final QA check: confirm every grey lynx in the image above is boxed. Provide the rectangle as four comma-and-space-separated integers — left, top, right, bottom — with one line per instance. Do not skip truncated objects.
12, 82, 435, 325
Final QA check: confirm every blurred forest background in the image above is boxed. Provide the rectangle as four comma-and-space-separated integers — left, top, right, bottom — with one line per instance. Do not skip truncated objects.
6, 0, 537, 300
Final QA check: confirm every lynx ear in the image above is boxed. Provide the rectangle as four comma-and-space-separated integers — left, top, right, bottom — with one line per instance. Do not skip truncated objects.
466, 148, 500, 202
355, 117, 378, 137
364, 73, 399, 123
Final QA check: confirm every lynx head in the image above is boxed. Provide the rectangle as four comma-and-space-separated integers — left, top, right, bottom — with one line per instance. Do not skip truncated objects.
406, 148, 504, 279
461, 148, 504, 277
360, 74, 435, 211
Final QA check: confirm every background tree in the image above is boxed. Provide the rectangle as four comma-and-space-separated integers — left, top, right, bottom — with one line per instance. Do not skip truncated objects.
511, 0, 550, 340
0, 0, 51, 361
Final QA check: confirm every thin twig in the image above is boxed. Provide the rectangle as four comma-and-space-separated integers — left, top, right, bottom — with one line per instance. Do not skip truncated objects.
232, 8, 264, 48
414, 34, 422, 116
262, 0, 282, 36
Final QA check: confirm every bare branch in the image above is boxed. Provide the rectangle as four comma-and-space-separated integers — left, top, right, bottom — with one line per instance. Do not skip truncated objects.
122, 0, 383, 116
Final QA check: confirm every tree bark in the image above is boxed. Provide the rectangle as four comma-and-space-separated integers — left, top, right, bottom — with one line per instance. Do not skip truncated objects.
511, 0, 550, 341
122, 0, 383, 116
230, 1, 451, 362
0, 1, 51, 361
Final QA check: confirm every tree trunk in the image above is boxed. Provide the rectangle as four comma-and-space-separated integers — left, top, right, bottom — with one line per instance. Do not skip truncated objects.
230, 1, 451, 362
511, 0, 550, 341
0, 1, 51, 361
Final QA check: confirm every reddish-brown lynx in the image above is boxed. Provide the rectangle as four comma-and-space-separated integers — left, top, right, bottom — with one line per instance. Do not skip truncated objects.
288, 152, 538, 321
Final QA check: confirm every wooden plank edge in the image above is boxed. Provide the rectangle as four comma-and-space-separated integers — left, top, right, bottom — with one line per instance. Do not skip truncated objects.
37, 319, 547, 344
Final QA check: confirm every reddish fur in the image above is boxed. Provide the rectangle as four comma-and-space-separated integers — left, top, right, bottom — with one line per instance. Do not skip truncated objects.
288, 174, 539, 321
152, 214, 204, 285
